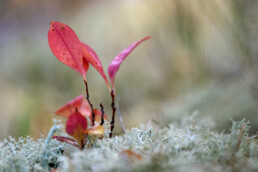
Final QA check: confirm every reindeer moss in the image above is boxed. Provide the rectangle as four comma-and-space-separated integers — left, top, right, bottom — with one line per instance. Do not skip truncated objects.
0, 119, 257, 172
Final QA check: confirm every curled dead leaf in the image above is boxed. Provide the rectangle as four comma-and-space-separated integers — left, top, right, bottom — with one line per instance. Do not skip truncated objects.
119, 149, 143, 163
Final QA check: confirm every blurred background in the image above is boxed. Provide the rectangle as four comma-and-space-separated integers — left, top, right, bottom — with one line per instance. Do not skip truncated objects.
0, 0, 257, 139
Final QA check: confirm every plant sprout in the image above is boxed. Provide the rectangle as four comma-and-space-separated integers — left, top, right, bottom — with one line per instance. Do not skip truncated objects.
48, 21, 150, 149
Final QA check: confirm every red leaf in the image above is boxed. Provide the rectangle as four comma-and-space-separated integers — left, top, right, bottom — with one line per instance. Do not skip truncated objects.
107, 36, 151, 90
90, 108, 108, 125
66, 112, 87, 148
48, 22, 89, 79
81, 42, 110, 90
55, 95, 84, 118
52, 136, 79, 148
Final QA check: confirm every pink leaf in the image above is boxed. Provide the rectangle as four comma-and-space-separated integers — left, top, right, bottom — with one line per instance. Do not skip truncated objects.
81, 42, 110, 90
52, 136, 79, 148
48, 22, 88, 78
107, 36, 151, 90
79, 99, 92, 117
66, 112, 87, 148
55, 95, 84, 118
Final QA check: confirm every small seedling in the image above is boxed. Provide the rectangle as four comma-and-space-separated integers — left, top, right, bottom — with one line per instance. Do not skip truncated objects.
48, 21, 150, 149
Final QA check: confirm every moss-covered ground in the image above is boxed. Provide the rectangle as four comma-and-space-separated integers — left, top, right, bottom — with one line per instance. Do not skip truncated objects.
0, 118, 257, 172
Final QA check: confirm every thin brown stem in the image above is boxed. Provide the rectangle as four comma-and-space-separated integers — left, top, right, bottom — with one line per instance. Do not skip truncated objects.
100, 103, 104, 125
232, 123, 245, 171
109, 90, 116, 138
84, 79, 95, 126
235, 123, 245, 153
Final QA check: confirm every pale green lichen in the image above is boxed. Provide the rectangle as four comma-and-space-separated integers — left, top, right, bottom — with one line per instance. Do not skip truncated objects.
0, 118, 257, 172
0, 120, 64, 172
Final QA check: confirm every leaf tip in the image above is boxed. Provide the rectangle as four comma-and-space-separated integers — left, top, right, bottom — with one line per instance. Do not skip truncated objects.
107, 36, 151, 90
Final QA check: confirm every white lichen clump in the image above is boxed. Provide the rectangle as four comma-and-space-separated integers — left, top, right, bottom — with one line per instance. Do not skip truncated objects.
0, 119, 257, 172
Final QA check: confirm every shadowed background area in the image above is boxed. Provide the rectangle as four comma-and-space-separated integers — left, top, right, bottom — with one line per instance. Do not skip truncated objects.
0, 0, 257, 139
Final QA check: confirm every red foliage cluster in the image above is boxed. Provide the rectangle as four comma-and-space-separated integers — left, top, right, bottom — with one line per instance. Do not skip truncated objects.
53, 95, 107, 149
48, 22, 150, 149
